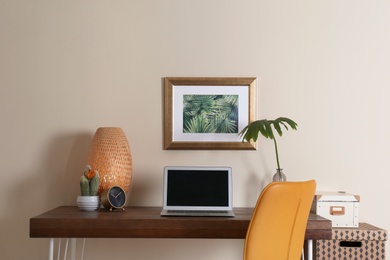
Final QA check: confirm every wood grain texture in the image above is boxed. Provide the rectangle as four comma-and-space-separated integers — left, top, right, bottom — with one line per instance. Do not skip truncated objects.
30, 206, 331, 239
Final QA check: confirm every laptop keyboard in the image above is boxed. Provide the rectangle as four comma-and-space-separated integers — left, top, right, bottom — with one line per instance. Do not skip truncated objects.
167, 210, 229, 214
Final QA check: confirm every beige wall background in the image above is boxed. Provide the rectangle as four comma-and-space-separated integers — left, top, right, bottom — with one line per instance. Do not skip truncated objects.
1, 0, 390, 259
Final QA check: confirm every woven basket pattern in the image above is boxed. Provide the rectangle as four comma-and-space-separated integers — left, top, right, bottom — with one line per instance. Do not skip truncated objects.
87, 127, 132, 196
315, 223, 387, 260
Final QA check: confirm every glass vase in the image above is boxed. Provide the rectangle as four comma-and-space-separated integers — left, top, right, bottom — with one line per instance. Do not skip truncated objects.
272, 169, 287, 182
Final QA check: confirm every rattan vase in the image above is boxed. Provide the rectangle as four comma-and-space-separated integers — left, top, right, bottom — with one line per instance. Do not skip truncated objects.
87, 127, 132, 196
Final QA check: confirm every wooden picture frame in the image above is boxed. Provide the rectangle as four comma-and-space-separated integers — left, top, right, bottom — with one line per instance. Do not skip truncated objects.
164, 77, 256, 150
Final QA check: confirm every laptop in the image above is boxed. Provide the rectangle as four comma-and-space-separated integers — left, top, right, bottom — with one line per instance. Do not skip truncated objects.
160, 166, 235, 217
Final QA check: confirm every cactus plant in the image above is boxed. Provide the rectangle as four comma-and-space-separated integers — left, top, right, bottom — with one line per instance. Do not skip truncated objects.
80, 165, 100, 196
80, 175, 90, 196
89, 172, 100, 196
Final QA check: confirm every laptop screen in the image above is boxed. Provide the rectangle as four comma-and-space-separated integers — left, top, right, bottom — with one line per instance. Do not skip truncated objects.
163, 166, 233, 210
167, 169, 229, 206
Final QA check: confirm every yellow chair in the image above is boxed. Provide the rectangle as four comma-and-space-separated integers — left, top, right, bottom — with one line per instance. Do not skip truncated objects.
243, 180, 316, 260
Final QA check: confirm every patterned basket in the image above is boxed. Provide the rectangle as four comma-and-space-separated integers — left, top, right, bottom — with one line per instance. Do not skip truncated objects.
87, 127, 132, 196
315, 223, 387, 260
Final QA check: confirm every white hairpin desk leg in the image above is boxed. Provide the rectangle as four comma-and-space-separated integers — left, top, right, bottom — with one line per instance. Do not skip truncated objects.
47, 238, 77, 260
70, 238, 77, 260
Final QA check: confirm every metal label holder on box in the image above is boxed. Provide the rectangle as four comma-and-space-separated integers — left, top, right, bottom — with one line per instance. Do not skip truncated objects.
311, 191, 360, 228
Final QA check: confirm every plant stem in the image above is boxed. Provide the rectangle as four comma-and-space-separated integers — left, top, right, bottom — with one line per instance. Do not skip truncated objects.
273, 138, 281, 170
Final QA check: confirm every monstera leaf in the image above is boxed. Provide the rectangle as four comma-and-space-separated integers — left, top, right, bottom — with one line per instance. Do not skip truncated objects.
239, 117, 298, 170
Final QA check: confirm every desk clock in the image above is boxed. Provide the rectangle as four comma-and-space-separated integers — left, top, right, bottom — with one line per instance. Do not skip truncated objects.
101, 186, 127, 211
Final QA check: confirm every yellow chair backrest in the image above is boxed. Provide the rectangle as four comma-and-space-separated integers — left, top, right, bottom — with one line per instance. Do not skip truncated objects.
243, 180, 316, 260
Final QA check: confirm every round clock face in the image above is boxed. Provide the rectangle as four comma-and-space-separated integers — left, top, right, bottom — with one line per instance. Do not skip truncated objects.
108, 186, 126, 208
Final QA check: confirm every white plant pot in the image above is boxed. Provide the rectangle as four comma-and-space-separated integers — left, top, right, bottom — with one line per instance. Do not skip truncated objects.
77, 196, 100, 211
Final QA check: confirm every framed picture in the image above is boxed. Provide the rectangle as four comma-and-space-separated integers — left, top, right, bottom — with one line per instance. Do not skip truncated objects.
164, 77, 256, 150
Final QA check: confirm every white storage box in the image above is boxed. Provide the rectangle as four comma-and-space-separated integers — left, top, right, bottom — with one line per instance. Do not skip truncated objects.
311, 191, 359, 228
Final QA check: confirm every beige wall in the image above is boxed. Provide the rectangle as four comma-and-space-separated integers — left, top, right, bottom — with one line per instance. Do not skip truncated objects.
1, 0, 390, 259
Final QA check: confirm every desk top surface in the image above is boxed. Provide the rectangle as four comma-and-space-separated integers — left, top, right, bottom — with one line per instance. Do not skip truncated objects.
30, 206, 332, 240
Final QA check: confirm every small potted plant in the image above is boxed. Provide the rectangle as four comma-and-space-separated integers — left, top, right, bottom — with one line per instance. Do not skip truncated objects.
76, 165, 100, 211
239, 117, 297, 181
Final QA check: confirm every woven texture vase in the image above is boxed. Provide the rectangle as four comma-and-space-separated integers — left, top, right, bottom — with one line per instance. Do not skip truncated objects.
87, 127, 132, 196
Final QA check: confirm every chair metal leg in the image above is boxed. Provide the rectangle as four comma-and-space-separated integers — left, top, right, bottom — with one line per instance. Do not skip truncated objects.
307, 239, 313, 260
49, 238, 54, 260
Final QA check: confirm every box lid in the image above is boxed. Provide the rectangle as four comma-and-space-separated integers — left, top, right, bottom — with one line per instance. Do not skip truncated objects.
314, 191, 360, 202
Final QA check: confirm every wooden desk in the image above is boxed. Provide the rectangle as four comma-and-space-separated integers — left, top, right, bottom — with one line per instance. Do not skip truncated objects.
30, 206, 332, 259
30, 206, 331, 239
